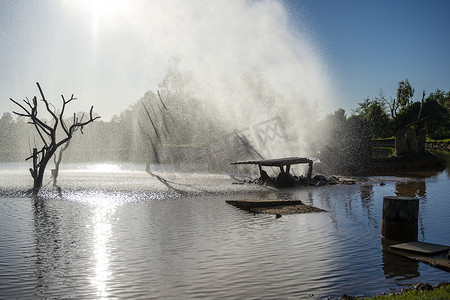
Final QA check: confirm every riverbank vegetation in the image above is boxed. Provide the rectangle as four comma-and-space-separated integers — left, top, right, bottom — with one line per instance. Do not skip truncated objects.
356, 282, 450, 300
318, 79, 449, 155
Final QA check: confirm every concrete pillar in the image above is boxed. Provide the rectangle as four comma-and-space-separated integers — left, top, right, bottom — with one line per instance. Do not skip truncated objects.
381, 196, 419, 242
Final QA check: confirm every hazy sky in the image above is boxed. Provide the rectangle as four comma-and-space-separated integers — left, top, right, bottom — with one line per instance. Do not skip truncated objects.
1, 0, 449, 120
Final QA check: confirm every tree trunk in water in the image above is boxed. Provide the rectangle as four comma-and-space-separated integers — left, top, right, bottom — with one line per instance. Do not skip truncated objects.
32, 150, 52, 194
33, 172, 44, 193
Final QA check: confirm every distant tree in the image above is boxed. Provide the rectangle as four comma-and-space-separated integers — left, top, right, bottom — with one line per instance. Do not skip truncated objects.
423, 89, 450, 139
427, 89, 450, 112
1, 112, 13, 124
383, 79, 415, 129
0, 113, 16, 161
322, 108, 347, 140
10, 82, 100, 193
353, 95, 391, 138
396, 79, 415, 107
383, 79, 428, 156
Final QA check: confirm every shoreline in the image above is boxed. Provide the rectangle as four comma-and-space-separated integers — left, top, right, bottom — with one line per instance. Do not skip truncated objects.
340, 281, 450, 299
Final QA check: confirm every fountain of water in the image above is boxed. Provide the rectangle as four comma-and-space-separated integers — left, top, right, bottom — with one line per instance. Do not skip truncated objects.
52, 0, 333, 169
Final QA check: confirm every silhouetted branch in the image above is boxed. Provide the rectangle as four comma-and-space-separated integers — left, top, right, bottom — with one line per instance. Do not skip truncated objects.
138, 120, 160, 164
142, 102, 161, 142
157, 90, 175, 123
405, 90, 427, 130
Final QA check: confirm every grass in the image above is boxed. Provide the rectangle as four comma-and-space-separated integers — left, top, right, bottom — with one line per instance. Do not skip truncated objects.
374, 137, 395, 141
363, 284, 450, 300
373, 137, 450, 143
372, 147, 395, 158
426, 138, 450, 143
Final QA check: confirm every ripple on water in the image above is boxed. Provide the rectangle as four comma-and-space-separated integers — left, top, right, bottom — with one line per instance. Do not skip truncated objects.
1, 168, 450, 299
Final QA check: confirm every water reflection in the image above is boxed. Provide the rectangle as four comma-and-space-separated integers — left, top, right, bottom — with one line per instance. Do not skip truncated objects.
32, 197, 57, 297
360, 183, 378, 229
31, 193, 118, 299
90, 198, 116, 299
32, 196, 91, 298
382, 249, 420, 281
395, 180, 426, 198
395, 180, 426, 240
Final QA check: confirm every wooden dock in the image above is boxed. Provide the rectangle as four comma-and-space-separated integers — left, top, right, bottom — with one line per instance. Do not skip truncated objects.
231, 157, 314, 187
226, 199, 303, 208
388, 241, 450, 272
226, 199, 326, 215
231, 157, 313, 179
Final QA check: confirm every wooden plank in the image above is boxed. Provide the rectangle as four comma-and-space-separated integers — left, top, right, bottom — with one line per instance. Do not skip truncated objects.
226, 199, 303, 208
390, 241, 450, 256
388, 248, 450, 272
231, 156, 312, 166
226, 199, 326, 215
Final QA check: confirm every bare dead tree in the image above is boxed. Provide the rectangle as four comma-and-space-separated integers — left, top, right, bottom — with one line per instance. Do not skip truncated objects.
10, 82, 100, 193
51, 114, 84, 188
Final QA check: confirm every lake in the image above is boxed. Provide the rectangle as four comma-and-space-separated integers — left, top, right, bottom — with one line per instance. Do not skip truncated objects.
1, 157, 449, 299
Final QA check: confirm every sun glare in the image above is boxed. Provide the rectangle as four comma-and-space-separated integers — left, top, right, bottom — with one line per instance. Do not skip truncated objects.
66, 0, 134, 36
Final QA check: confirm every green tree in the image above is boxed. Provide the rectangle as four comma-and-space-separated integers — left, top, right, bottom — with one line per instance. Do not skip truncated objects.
427, 89, 450, 113
383, 79, 428, 156
422, 89, 450, 139
396, 78, 415, 107
353, 96, 391, 138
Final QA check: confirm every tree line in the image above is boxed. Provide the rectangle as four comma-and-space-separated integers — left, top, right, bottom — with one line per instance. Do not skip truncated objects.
318, 79, 449, 151
2, 78, 449, 166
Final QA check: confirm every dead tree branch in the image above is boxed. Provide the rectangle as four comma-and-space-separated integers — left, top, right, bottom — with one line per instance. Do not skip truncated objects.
10, 82, 100, 193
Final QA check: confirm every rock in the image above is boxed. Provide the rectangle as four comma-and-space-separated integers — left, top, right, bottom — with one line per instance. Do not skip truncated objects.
327, 176, 339, 185
400, 288, 412, 294
260, 170, 270, 181
276, 172, 295, 188
315, 179, 327, 187
342, 179, 356, 184
414, 282, 433, 291
434, 281, 449, 289
275, 214, 282, 219
312, 174, 327, 181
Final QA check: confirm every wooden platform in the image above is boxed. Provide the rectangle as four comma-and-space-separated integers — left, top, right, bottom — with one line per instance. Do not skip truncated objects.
226, 199, 326, 215
231, 157, 312, 166
226, 199, 303, 208
390, 241, 450, 256
231, 156, 314, 183
388, 241, 450, 272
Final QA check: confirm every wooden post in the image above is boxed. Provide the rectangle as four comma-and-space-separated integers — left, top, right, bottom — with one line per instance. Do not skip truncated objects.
381, 196, 418, 242
286, 164, 291, 174
307, 161, 313, 180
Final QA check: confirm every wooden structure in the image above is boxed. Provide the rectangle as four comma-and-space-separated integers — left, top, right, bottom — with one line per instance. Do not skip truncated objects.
386, 241, 450, 272
231, 157, 314, 179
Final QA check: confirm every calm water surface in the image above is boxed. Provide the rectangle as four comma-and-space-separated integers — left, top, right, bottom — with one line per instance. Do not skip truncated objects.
0, 159, 449, 299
